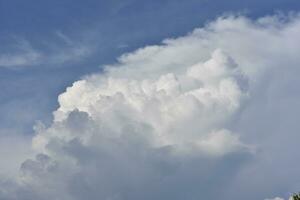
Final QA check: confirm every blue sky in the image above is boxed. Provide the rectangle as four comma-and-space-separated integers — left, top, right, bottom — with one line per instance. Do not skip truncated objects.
1, 1, 300, 200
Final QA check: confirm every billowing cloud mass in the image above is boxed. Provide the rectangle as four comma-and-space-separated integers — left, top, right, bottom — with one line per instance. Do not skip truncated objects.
1, 13, 300, 200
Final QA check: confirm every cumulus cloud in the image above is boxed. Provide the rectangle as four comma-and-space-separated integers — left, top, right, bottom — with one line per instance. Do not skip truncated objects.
27, 47, 251, 200
1, 13, 300, 200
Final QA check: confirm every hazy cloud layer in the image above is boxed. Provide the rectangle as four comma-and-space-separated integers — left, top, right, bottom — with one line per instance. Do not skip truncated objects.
1, 14, 300, 200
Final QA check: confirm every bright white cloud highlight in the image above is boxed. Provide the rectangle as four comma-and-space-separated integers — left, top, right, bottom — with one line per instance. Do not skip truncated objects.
265, 197, 285, 200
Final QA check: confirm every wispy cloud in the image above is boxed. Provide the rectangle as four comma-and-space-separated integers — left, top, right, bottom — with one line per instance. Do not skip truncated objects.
0, 40, 41, 69
0, 33, 93, 69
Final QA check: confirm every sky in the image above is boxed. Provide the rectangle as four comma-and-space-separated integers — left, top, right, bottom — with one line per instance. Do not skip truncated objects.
1, 1, 300, 200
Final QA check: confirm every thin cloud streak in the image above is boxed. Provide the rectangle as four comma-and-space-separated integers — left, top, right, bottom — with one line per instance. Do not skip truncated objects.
0, 34, 93, 69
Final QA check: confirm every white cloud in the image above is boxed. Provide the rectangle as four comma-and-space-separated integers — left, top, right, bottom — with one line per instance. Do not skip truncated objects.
1, 13, 300, 199
265, 197, 285, 200
0, 34, 92, 69
0, 40, 41, 68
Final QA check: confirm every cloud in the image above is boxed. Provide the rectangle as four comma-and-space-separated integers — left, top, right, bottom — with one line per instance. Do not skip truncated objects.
1, 13, 300, 199
0, 40, 42, 68
0, 34, 92, 69
0, 134, 34, 178
29, 47, 251, 200
265, 198, 285, 200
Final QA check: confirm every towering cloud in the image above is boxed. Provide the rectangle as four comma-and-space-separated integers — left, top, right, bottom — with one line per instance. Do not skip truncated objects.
1, 13, 300, 200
